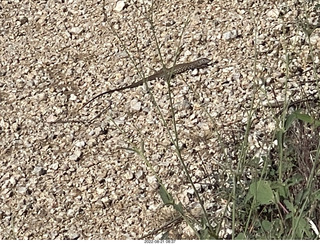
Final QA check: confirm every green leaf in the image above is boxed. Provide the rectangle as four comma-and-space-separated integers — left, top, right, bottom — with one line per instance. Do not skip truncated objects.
276, 129, 284, 150
261, 220, 272, 232
284, 199, 295, 213
314, 120, 320, 127
249, 180, 275, 205
173, 202, 184, 213
294, 112, 313, 123
292, 216, 309, 239
292, 111, 320, 127
235, 233, 246, 240
294, 189, 309, 206
271, 182, 288, 198
159, 185, 174, 205
285, 113, 297, 131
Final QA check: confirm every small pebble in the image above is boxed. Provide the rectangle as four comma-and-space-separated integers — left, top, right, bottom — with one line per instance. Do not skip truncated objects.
33, 166, 46, 176
222, 29, 238, 40
69, 149, 82, 161
114, 1, 126, 12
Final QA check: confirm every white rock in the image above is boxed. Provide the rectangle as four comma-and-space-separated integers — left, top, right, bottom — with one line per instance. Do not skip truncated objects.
67, 209, 74, 217
37, 92, 47, 101
114, 1, 126, 12
69, 149, 82, 161
96, 187, 105, 195
125, 171, 134, 180
130, 99, 141, 111
9, 177, 17, 186
51, 163, 59, 170
75, 140, 86, 148
198, 122, 209, 130
46, 114, 58, 123
69, 26, 83, 35
222, 29, 238, 40
101, 196, 110, 204
69, 94, 77, 101
17, 187, 27, 194
135, 170, 144, 179
33, 166, 46, 176
69, 232, 79, 240
90, 127, 102, 136
87, 138, 97, 146
146, 175, 157, 185
184, 50, 192, 56
191, 69, 198, 75
310, 34, 320, 45
186, 187, 194, 195
117, 51, 129, 58
26, 79, 35, 87
267, 9, 280, 19
114, 116, 125, 125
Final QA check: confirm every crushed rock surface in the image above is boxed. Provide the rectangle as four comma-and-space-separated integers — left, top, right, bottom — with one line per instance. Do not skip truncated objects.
1, 0, 320, 240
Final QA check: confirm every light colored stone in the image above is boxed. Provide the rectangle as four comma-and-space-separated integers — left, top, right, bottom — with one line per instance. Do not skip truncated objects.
130, 99, 141, 111
222, 29, 238, 40
51, 163, 59, 170
75, 140, 86, 147
69, 26, 83, 35
17, 187, 28, 194
69, 149, 82, 161
33, 166, 46, 176
114, 1, 126, 12
125, 171, 134, 180
266, 8, 280, 19
46, 114, 58, 123
69, 94, 77, 101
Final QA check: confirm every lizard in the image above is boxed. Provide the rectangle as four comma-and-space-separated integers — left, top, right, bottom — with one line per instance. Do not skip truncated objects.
79, 58, 211, 110
50, 58, 211, 124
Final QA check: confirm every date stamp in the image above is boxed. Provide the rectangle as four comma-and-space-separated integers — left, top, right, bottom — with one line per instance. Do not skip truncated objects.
144, 240, 176, 244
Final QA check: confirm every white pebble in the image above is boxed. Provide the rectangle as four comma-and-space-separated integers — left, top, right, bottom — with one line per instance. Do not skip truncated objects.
114, 1, 126, 12
222, 29, 238, 40
69, 94, 77, 101
130, 99, 141, 111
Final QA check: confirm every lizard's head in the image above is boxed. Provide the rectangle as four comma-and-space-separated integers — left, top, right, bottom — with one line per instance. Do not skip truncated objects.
197, 58, 211, 67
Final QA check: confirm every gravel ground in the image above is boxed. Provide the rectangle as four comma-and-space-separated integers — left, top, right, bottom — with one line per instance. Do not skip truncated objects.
1, 0, 320, 240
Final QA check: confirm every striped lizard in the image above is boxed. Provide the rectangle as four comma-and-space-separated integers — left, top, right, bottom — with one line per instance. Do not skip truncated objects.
80, 58, 211, 109
51, 58, 211, 123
